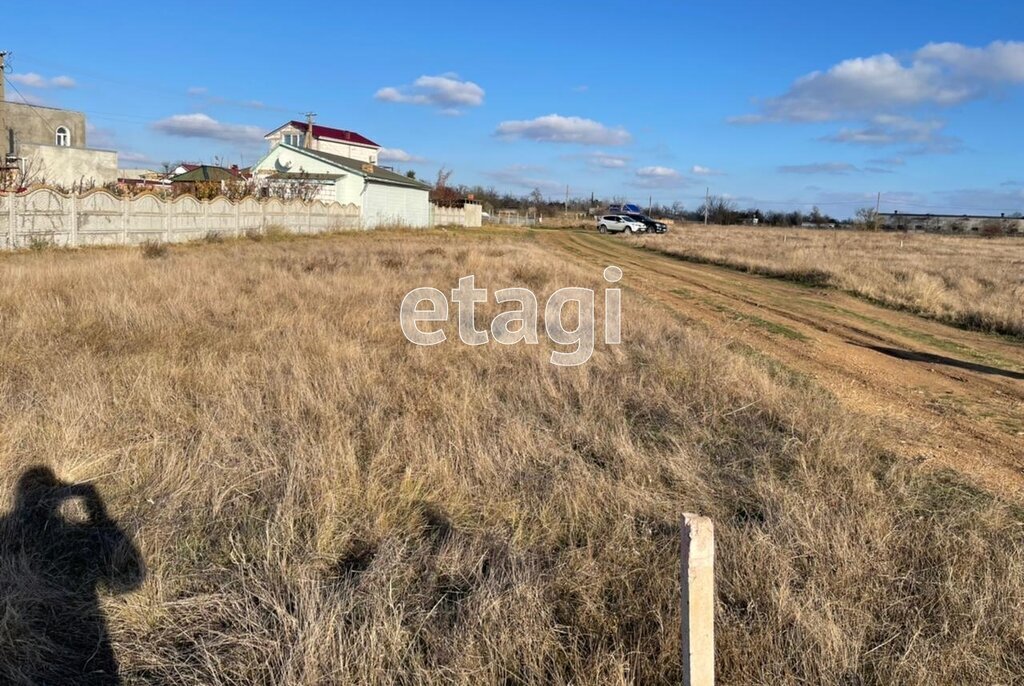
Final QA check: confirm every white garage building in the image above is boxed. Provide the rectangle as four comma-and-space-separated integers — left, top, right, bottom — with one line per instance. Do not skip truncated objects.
252, 143, 432, 228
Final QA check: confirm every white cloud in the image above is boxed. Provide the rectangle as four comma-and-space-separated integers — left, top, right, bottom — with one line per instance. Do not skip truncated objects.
691, 165, 725, 176
485, 164, 561, 194
119, 150, 156, 165
151, 113, 265, 146
9, 73, 47, 88
9, 72, 76, 89
867, 156, 905, 167
375, 74, 484, 112
185, 87, 286, 113
916, 41, 1024, 82
495, 114, 631, 146
821, 114, 961, 153
49, 75, 76, 89
584, 151, 629, 169
633, 166, 688, 188
5, 90, 48, 106
932, 187, 1024, 214
725, 114, 767, 125
735, 40, 1024, 122
778, 162, 859, 175
378, 147, 426, 163
637, 166, 681, 178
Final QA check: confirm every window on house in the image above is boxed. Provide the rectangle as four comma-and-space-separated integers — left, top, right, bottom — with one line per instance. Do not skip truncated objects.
55, 126, 70, 147
283, 133, 305, 147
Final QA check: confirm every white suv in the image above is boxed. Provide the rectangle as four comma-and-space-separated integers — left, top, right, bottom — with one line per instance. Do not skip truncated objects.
597, 215, 646, 234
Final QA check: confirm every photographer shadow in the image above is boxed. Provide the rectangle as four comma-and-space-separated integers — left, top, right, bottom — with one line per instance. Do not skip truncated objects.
0, 466, 145, 685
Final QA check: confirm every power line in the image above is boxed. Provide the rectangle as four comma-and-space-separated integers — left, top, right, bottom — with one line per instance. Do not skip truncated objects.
3, 74, 56, 131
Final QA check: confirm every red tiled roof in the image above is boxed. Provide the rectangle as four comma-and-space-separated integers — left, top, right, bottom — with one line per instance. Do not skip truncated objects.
283, 120, 379, 148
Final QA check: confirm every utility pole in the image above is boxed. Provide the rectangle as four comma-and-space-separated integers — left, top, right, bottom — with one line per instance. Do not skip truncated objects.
1, 51, 11, 159
303, 112, 317, 149
704, 187, 709, 226
565, 184, 569, 215
0, 51, 9, 103
648, 195, 652, 215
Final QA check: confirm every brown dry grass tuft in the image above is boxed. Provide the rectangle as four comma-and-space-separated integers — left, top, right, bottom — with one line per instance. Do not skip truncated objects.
632, 225, 1024, 337
0, 231, 1021, 684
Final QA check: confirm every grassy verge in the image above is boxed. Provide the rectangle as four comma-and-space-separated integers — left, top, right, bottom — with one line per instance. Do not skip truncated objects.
630, 226, 1024, 339
0, 232, 1020, 684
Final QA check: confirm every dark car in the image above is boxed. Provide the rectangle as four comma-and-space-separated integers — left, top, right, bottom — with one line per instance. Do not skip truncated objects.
624, 213, 668, 234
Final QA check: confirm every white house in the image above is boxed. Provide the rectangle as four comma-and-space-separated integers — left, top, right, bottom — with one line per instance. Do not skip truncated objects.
252, 143, 432, 228
264, 120, 380, 164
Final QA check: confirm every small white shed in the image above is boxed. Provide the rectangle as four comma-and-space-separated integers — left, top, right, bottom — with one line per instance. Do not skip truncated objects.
252, 143, 432, 228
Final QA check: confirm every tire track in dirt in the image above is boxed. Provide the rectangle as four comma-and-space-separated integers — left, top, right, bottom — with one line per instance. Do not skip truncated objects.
544, 229, 1024, 499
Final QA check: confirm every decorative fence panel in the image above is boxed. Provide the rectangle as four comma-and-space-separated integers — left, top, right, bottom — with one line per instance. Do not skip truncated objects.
78, 190, 124, 245
0, 188, 361, 250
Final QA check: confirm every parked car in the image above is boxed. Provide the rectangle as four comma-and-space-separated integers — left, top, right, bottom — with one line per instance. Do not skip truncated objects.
624, 212, 668, 234
597, 215, 647, 234
607, 203, 644, 215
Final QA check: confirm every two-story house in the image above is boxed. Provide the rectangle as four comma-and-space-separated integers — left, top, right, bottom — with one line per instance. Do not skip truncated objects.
254, 118, 430, 227
264, 119, 381, 164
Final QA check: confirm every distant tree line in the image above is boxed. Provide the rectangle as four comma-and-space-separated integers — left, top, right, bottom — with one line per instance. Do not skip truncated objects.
429, 177, 843, 227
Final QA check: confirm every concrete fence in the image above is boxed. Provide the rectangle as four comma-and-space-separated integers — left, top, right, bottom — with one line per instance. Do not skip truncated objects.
0, 187, 362, 250
430, 203, 482, 228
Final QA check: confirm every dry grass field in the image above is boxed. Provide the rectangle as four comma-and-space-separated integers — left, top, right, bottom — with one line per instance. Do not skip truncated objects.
0, 229, 1022, 684
630, 226, 1024, 338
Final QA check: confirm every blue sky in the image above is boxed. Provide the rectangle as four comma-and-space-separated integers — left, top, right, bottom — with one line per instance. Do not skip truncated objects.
4, 0, 1023, 216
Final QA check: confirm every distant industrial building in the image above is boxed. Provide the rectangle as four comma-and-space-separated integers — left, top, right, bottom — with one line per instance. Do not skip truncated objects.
879, 211, 1023, 235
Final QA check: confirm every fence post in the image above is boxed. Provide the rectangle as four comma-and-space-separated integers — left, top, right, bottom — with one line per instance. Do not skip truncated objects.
121, 196, 129, 245
69, 194, 79, 248
9, 193, 17, 249
681, 514, 714, 686
235, 200, 242, 238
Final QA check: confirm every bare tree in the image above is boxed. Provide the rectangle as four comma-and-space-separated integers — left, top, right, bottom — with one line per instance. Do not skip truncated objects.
528, 187, 545, 208
0, 156, 45, 192
809, 205, 825, 228
701, 195, 739, 225
431, 166, 459, 205
855, 207, 879, 231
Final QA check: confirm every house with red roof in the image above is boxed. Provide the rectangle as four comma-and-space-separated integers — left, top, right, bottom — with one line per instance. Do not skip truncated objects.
264, 119, 380, 164
251, 141, 432, 228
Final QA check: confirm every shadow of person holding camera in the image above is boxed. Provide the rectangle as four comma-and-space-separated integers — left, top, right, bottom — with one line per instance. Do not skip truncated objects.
0, 466, 145, 685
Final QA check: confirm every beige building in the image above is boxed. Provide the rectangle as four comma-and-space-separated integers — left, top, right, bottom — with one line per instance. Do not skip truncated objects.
264, 119, 380, 164
1, 56, 117, 188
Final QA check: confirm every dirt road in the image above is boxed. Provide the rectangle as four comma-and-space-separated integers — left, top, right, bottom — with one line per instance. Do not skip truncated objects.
545, 229, 1024, 499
